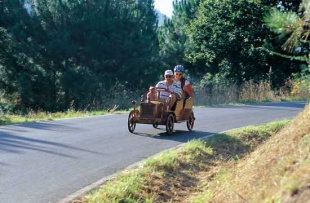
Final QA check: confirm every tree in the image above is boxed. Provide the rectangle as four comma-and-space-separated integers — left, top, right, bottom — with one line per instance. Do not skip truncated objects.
0, 0, 47, 111
264, 0, 310, 58
263, 0, 310, 97
0, 0, 160, 112
185, 0, 299, 85
157, 0, 201, 70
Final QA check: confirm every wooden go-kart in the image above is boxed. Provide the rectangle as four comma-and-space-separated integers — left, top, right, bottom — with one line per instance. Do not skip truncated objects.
127, 89, 195, 135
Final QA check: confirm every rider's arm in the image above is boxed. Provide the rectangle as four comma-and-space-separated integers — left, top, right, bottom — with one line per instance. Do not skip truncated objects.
184, 83, 194, 97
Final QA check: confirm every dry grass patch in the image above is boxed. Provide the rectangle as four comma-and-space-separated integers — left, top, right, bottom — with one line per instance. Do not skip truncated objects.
195, 104, 310, 203
76, 140, 214, 203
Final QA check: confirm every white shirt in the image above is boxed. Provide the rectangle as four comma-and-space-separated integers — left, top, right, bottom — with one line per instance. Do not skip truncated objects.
175, 79, 191, 88
155, 80, 182, 99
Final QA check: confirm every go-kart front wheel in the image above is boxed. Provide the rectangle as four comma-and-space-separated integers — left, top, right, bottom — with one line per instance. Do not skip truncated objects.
166, 113, 174, 135
186, 111, 195, 131
152, 123, 158, 128
128, 111, 136, 133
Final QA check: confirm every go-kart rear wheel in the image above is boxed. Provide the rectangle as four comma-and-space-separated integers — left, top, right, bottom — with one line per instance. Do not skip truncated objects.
186, 111, 195, 131
152, 124, 158, 128
166, 113, 174, 135
128, 111, 136, 133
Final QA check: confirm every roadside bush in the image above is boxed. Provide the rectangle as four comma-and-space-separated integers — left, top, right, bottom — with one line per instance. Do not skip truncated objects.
289, 65, 310, 101
193, 73, 280, 106
193, 73, 239, 106
99, 82, 143, 111
239, 79, 278, 103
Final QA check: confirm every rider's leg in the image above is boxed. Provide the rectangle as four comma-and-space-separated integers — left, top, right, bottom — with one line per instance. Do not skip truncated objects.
168, 94, 177, 109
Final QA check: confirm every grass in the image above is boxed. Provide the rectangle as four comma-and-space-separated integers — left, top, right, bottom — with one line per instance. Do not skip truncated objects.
204, 105, 310, 203
74, 104, 310, 203
0, 109, 128, 126
194, 79, 310, 106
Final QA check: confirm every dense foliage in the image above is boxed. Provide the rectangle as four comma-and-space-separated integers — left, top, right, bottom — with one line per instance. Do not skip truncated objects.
159, 0, 306, 85
157, 0, 201, 69
264, 0, 310, 100
0, 0, 159, 112
0, 0, 307, 113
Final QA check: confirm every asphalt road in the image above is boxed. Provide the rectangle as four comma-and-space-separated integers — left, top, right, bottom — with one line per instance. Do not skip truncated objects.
0, 101, 307, 203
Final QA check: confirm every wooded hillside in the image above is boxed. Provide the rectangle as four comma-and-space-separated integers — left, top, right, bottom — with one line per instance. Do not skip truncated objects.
0, 0, 308, 112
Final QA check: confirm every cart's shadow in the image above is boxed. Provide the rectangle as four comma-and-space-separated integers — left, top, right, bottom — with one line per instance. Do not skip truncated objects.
132, 128, 214, 142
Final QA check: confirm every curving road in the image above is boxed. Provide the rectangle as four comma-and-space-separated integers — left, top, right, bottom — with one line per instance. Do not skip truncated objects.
0, 101, 307, 203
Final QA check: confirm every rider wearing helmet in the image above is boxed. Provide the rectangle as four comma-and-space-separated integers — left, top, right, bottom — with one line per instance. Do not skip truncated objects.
173, 65, 194, 98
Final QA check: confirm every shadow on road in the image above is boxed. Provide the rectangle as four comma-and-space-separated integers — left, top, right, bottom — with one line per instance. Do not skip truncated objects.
1, 121, 80, 132
0, 130, 102, 156
132, 129, 214, 143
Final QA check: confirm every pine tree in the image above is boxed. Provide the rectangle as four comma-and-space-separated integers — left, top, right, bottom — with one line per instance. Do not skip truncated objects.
158, 0, 201, 70
1, 0, 160, 111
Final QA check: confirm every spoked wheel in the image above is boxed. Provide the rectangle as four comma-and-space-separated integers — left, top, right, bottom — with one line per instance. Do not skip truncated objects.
128, 110, 136, 133
186, 111, 195, 131
152, 123, 158, 128
166, 113, 174, 135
